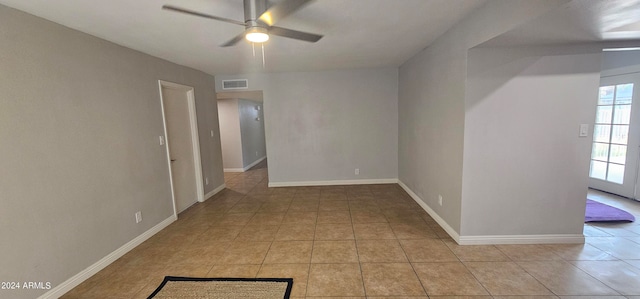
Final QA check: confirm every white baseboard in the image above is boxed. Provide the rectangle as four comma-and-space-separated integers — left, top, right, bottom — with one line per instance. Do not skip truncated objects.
244, 156, 266, 170
203, 184, 226, 201
397, 180, 461, 243
458, 234, 585, 245
269, 178, 399, 187
224, 156, 266, 173
398, 180, 585, 245
39, 215, 177, 299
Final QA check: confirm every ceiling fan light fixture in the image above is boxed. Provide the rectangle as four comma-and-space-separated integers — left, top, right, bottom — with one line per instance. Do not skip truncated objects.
246, 27, 269, 43
163, 0, 323, 47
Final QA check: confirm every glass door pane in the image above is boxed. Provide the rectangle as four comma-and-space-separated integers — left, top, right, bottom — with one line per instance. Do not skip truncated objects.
589, 83, 635, 184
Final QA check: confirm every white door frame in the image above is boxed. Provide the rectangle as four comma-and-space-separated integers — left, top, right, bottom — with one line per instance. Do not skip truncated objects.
158, 80, 205, 217
589, 73, 640, 199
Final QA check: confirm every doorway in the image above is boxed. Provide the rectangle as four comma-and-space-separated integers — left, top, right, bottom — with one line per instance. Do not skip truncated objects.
216, 90, 267, 173
589, 73, 640, 199
583, 53, 640, 260
159, 80, 204, 214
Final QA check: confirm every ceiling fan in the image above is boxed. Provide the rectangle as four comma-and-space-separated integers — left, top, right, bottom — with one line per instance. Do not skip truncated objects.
162, 0, 323, 47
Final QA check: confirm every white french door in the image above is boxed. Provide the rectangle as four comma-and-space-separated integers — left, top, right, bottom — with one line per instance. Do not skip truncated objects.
589, 73, 640, 199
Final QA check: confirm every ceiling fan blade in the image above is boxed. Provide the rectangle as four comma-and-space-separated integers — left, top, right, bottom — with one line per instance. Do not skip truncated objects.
162, 5, 246, 26
258, 0, 313, 26
268, 26, 323, 43
220, 32, 246, 47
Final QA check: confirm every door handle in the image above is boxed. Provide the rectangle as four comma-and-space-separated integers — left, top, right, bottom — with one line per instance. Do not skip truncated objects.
171, 159, 176, 162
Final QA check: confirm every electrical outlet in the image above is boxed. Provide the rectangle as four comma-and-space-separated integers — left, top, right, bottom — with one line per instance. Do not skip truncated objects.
256, 151, 258, 157
205, 177, 209, 185
438, 194, 443, 206
135, 211, 142, 223
355, 168, 360, 175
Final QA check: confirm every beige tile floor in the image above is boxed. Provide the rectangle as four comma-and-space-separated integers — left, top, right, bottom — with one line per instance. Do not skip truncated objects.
62, 162, 640, 298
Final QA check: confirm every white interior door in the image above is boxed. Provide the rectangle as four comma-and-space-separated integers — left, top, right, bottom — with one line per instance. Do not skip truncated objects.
160, 82, 203, 213
589, 73, 640, 199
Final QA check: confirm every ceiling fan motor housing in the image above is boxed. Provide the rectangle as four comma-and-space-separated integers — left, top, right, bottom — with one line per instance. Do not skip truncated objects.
244, 0, 270, 40
244, 0, 268, 26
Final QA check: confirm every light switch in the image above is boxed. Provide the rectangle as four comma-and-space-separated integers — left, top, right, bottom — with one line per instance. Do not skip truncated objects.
210, 130, 214, 137
579, 124, 589, 137
159, 136, 165, 145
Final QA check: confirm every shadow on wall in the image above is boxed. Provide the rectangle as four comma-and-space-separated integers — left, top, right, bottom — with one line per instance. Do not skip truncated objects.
466, 46, 604, 110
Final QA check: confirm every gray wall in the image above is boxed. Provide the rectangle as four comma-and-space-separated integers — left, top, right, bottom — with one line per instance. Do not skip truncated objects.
398, 38, 467, 233
462, 46, 602, 236
218, 99, 243, 169
0, 5, 223, 298
238, 99, 266, 168
216, 68, 399, 185
397, 0, 568, 234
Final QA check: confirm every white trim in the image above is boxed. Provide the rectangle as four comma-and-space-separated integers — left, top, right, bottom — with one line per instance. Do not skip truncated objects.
38, 215, 176, 299
158, 82, 178, 218
398, 180, 586, 245
204, 184, 226, 201
223, 156, 266, 173
187, 89, 205, 203
269, 178, 399, 187
398, 180, 461, 243
458, 234, 585, 245
244, 156, 266, 171
158, 81, 205, 215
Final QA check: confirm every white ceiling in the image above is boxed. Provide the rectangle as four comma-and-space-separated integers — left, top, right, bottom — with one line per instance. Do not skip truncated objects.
0, 0, 487, 75
479, 0, 640, 48
3, 0, 640, 76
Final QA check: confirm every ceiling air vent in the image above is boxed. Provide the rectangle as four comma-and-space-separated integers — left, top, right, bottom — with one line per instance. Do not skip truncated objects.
222, 79, 248, 90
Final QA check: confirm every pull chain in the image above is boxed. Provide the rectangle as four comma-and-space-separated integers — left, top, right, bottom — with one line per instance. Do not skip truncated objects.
250, 42, 265, 69
261, 43, 265, 69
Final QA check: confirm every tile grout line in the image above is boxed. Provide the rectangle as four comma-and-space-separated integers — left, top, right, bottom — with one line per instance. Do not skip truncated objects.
352, 187, 369, 298
495, 244, 564, 297
237, 175, 270, 280
392, 210, 431, 298
565, 259, 625, 296
457, 252, 494, 297
302, 188, 319, 298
